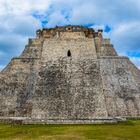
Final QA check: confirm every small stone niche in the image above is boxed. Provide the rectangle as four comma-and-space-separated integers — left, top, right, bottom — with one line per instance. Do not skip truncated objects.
67, 50, 71, 57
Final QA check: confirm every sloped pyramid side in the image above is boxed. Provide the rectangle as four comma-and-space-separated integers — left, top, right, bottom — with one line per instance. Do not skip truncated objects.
0, 26, 140, 124
99, 57, 140, 117
0, 39, 42, 117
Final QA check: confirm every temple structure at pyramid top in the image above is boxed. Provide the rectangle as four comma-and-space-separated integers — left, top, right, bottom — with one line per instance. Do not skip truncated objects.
0, 25, 140, 124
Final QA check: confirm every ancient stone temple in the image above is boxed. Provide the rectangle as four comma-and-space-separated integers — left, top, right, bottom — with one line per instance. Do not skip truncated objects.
0, 25, 140, 124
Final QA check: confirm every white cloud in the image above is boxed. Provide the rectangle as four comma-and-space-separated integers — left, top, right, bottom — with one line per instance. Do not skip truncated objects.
0, 0, 47, 67
112, 22, 140, 36
0, 0, 51, 16
110, 21, 140, 54
46, 11, 69, 27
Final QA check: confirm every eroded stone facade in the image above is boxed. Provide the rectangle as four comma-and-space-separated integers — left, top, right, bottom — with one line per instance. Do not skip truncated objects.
0, 25, 140, 123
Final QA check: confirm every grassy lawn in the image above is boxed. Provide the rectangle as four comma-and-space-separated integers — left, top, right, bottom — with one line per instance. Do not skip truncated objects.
0, 120, 140, 140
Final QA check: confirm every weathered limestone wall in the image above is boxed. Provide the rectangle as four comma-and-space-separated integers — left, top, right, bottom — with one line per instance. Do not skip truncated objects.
20, 38, 43, 58
98, 46, 117, 56
0, 25, 140, 123
31, 58, 107, 119
30, 33, 107, 119
0, 57, 40, 117
59, 31, 86, 39
41, 37, 97, 62
99, 57, 140, 117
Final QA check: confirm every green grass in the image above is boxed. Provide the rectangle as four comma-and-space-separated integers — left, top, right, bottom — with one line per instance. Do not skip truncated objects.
0, 120, 140, 140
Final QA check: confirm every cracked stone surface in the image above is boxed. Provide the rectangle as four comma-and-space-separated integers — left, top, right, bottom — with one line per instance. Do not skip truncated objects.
0, 25, 140, 123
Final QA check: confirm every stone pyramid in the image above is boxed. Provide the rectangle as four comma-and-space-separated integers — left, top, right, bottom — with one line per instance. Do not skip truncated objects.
0, 25, 140, 124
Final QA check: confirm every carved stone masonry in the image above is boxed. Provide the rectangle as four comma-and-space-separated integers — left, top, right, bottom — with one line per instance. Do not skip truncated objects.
0, 25, 140, 124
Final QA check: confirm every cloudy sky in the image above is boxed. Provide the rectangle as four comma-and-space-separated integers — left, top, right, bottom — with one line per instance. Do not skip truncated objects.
0, 0, 140, 70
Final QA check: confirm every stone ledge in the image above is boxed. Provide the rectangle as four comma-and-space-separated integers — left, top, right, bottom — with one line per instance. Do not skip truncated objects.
12, 57, 40, 60
125, 116, 140, 119
98, 56, 129, 59
0, 117, 126, 124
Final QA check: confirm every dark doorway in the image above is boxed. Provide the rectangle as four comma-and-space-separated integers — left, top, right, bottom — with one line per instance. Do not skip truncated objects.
67, 50, 71, 57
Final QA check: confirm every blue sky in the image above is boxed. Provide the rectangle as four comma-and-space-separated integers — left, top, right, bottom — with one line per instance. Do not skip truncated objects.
0, 0, 140, 70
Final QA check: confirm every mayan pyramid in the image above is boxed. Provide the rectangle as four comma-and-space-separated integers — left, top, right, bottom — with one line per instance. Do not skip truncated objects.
0, 25, 140, 124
